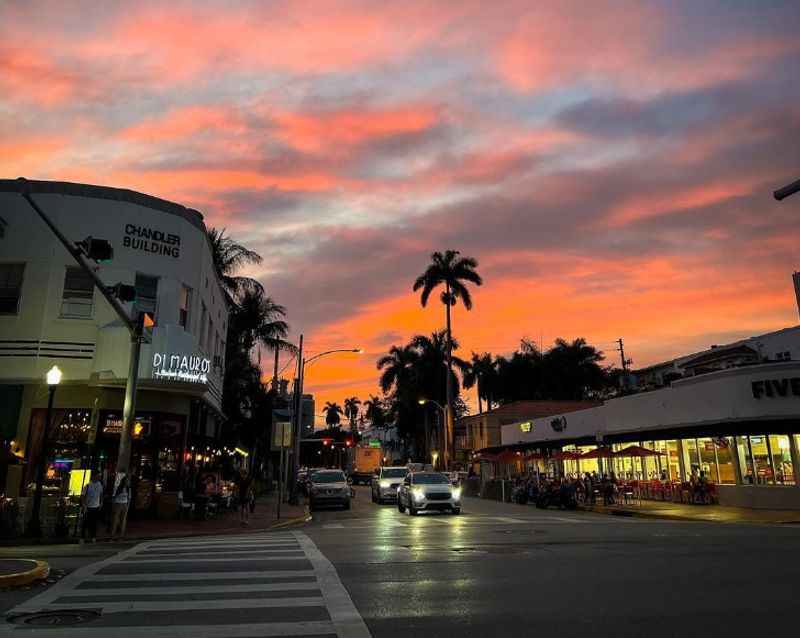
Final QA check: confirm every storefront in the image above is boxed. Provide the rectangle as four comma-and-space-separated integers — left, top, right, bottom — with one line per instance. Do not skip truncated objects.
497, 361, 800, 509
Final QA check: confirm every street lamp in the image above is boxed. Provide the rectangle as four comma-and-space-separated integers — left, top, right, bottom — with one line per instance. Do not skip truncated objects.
418, 399, 447, 468
27, 365, 62, 536
289, 336, 361, 502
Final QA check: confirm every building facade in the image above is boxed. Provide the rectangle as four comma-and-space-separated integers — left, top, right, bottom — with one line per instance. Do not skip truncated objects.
0, 180, 229, 514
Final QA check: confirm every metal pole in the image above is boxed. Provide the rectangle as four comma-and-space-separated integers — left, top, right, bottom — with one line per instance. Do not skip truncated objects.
116, 332, 142, 474
277, 446, 283, 520
28, 384, 56, 536
774, 178, 800, 201
289, 335, 304, 503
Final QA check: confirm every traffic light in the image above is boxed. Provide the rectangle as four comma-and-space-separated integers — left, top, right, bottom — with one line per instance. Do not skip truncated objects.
322, 438, 332, 447
109, 283, 136, 302
77, 236, 113, 263
346, 439, 353, 448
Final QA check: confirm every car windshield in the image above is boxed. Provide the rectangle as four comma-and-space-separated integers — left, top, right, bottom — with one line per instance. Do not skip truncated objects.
312, 472, 345, 483
381, 468, 407, 478
413, 473, 450, 484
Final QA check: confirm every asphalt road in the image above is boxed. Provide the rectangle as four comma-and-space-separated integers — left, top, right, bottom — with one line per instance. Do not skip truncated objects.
0, 486, 797, 637
307, 486, 800, 637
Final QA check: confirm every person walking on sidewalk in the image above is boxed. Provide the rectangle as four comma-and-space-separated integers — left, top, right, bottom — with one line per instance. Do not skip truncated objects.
110, 473, 130, 541
81, 471, 103, 543
237, 470, 253, 526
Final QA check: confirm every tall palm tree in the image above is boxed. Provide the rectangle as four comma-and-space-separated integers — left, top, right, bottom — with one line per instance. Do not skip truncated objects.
206, 227, 263, 302
323, 402, 344, 428
413, 250, 482, 465
463, 352, 497, 414
343, 396, 361, 432
410, 330, 468, 404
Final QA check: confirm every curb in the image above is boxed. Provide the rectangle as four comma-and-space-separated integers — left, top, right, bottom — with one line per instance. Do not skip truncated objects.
269, 507, 312, 530
0, 560, 50, 588
578, 504, 800, 525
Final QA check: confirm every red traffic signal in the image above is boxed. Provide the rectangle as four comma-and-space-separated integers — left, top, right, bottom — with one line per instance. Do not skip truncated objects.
322, 438, 332, 446
346, 439, 353, 447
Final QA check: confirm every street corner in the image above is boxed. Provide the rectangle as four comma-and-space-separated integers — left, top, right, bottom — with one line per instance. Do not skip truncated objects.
0, 559, 50, 589
268, 507, 312, 531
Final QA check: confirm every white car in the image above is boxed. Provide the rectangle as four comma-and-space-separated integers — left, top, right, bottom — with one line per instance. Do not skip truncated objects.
397, 471, 462, 515
371, 466, 408, 504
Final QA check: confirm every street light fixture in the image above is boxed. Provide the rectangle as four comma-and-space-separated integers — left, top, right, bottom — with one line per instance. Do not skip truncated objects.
289, 336, 361, 502
27, 365, 62, 536
418, 398, 447, 467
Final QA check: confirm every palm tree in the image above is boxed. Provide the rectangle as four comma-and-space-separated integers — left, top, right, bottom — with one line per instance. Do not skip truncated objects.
377, 345, 419, 395
206, 227, 263, 302
413, 250, 482, 465
343, 396, 361, 432
323, 402, 344, 428
363, 395, 386, 428
463, 352, 497, 414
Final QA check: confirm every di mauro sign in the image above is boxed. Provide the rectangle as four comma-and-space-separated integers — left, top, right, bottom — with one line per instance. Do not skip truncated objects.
153, 352, 210, 383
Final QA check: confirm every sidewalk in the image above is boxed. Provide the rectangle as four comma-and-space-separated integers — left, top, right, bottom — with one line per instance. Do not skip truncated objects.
582, 499, 800, 524
121, 493, 309, 541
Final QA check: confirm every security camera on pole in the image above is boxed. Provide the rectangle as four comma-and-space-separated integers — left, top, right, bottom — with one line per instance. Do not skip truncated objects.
18, 178, 146, 478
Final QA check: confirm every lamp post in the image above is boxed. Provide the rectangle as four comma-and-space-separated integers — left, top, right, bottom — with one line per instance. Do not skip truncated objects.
418, 398, 447, 468
288, 337, 361, 502
774, 178, 800, 201
27, 365, 62, 537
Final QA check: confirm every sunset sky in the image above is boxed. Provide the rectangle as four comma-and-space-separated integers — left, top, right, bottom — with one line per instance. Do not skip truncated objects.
3, 1, 799, 419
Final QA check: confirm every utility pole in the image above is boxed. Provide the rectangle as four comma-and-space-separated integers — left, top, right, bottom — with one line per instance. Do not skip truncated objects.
289, 334, 304, 504
617, 338, 630, 372
774, 178, 800, 201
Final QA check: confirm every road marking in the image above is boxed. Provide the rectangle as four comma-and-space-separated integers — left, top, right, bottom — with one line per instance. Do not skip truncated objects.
294, 531, 372, 638
88, 569, 317, 582
116, 554, 309, 563
0, 621, 338, 637
52, 582, 320, 597
323, 523, 345, 529
31, 597, 326, 613
125, 548, 304, 559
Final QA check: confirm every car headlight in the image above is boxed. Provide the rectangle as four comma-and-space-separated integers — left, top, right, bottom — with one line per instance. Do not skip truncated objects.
380, 480, 391, 488
451, 487, 462, 500
412, 487, 425, 501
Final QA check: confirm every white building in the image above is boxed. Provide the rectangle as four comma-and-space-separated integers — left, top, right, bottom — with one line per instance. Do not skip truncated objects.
0, 179, 229, 512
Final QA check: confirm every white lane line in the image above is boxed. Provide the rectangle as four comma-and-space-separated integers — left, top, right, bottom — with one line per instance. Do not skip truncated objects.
489, 516, 528, 523
118, 555, 310, 563
17, 597, 326, 613
53, 582, 320, 597
88, 569, 317, 582
144, 538, 296, 549
0, 621, 338, 637
323, 523, 345, 529
294, 531, 371, 638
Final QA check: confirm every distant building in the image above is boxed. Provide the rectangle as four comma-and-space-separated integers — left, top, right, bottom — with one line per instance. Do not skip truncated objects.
633, 325, 800, 390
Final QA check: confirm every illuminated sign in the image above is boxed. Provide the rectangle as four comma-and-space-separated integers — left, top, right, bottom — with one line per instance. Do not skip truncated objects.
519, 422, 532, 433
153, 353, 210, 383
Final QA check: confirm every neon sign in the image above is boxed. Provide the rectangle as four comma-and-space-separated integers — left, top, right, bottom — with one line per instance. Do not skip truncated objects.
153, 353, 210, 383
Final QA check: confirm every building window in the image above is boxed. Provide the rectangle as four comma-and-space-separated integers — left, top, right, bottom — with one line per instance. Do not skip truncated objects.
714, 437, 737, 484
179, 285, 191, 328
60, 266, 94, 318
768, 435, 794, 485
135, 274, 158, 321
0, 263, 25, 315
207, 318, 214, 354
199, 302, 207, 346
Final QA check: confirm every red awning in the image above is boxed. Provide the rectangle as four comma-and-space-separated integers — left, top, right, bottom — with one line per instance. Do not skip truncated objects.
523, 452, 545, 461
579, 447, 616, 459
613, 445, 664, 458
551, 451, 582, 461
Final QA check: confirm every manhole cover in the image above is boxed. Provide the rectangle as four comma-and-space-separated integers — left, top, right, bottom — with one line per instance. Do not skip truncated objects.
8, 610, 100, 626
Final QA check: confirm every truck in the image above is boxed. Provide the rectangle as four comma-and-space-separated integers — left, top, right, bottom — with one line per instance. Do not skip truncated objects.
350, 446, 382, 485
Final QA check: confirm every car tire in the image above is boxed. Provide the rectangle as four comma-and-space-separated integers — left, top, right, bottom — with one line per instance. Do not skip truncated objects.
343, 501, 351, 511
371, 491, 376, 503
409, 505, 417, 516
452, 508, 461, 515
397, 500, 405, 513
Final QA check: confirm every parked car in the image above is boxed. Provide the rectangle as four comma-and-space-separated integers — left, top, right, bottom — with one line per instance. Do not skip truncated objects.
397, 471, 462, 515
371, 466, 408, 503
308, 470, 351, 511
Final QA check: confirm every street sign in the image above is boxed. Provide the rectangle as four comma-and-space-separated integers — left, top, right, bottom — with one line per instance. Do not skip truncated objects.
273, 421, 293, 449
368, 439, 382, 448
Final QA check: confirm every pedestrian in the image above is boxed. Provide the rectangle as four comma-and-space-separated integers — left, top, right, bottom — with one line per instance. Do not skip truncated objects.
110, 473, 130, 541
238, 469, 252, 526
81, 470, 103, 543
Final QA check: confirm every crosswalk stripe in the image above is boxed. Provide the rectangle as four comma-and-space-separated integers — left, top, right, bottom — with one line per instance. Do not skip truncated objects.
57, 582, 320, 596
118, 555, 310, 563
88, 569, 317, 582
135, 547, 300, 557
0, 621, 338, 637
125, 548, 304, 559
22, 597, 326, 613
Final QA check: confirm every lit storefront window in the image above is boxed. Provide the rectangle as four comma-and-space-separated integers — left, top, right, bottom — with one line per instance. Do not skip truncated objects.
697, 438, 718, 483
714, 437, 736, 484
749, 436, 773, 485
768, 435, 794, 485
